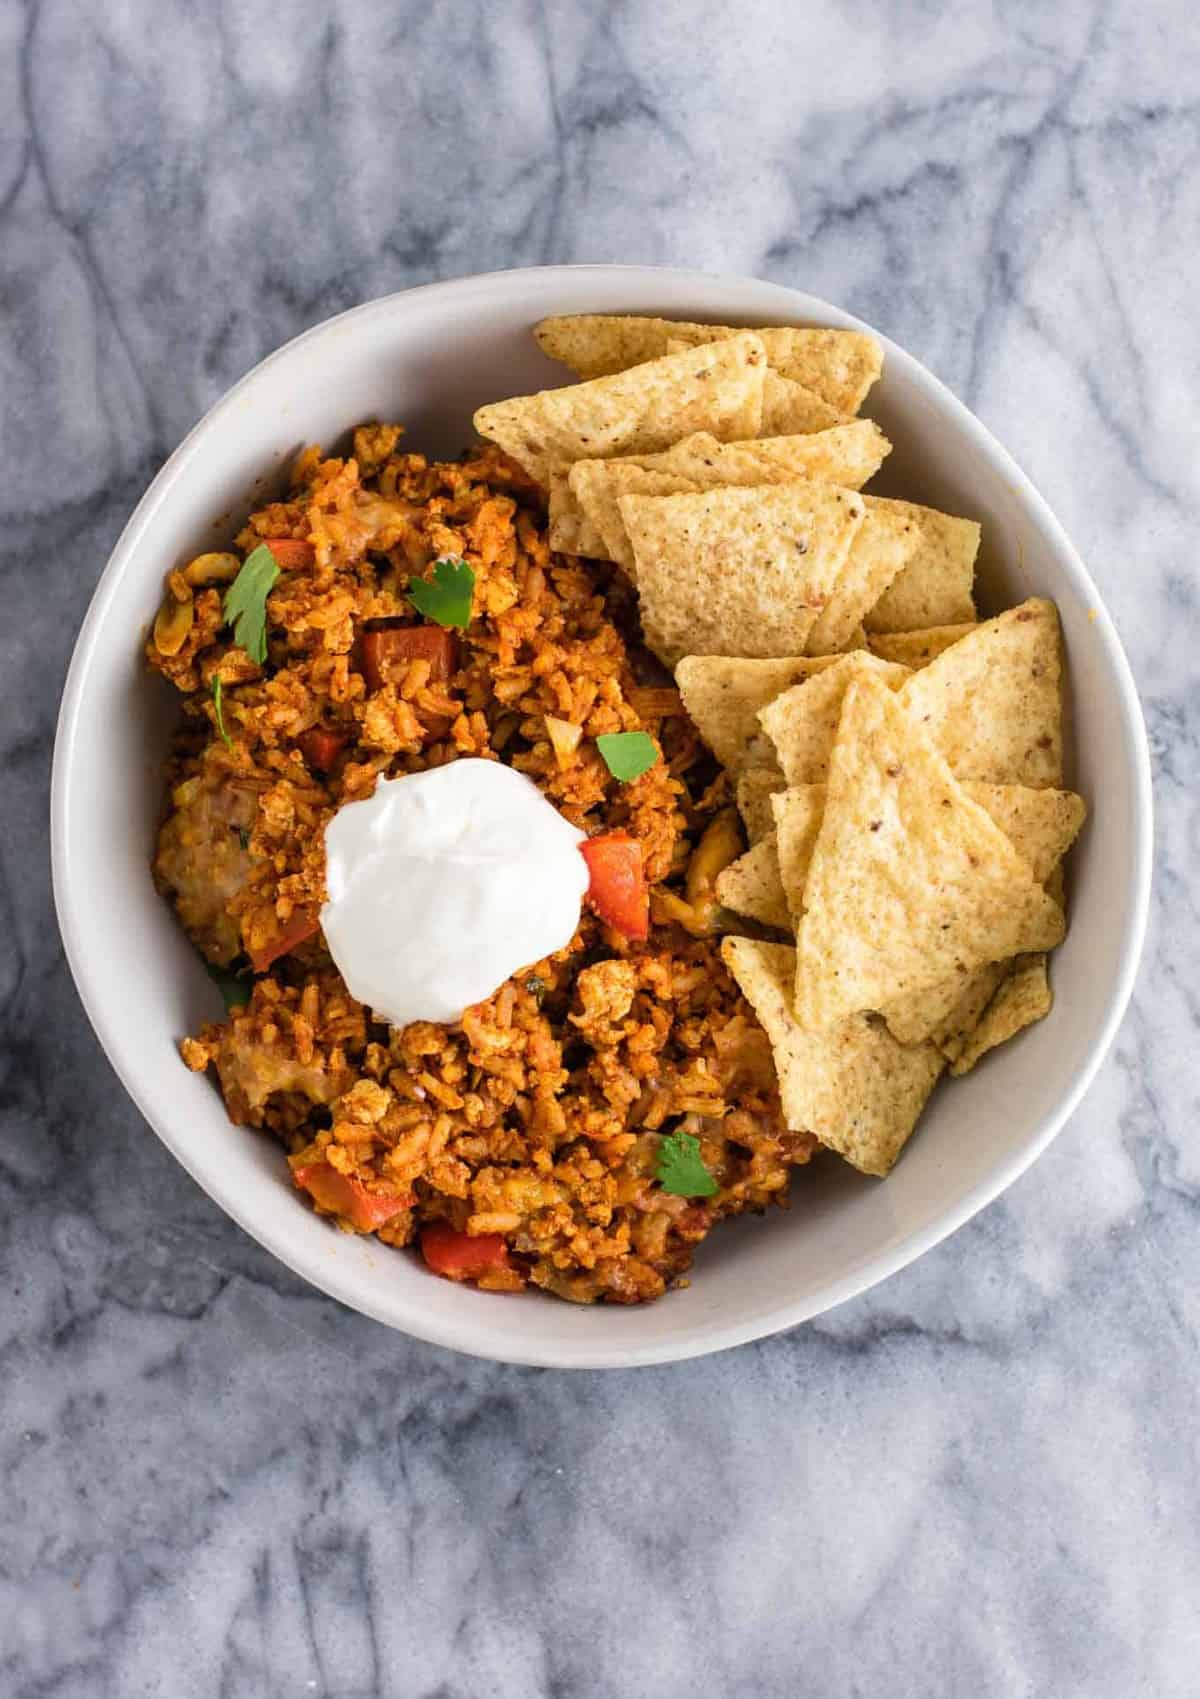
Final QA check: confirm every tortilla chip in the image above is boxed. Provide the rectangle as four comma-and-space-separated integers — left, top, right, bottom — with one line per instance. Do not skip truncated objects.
573, 448, 787, 577
806, 499, 924, 656
770, 785, 825, 926
877, 782, 1081, 1044
720, 757, 1074, 958
736, 768, 785, 842
761, 369, 845, 435
862, 504, 979, 633
792, 671, 1066, 1029
883, 964, 1006, 1052
676, 654, 840, 774
765, 781, 1081, 992
533, 314, 684, 377
648, 432, 769, 478
949, 954, 1052, 1075
474, 334, 767, 485
571, 463, 701, 569
900, 599, 1063, 786
534, 315, 883, 412
745, 421, 891, 486
671, 329, 880, 412
930, 962, 1011, 1063
867, 624, 977, 667
661, 339, 847, 435
624, 483, 866, 666
958, 784, 1085, 884
758, 651, 910, 785
548, 469, 608, 557
721, 937, 943, 1177
758, 329, 882, 413
563, 434, 761, 566
938, 868, 1062, 1066
716, 835, 790, 930
572, 423, 891, 575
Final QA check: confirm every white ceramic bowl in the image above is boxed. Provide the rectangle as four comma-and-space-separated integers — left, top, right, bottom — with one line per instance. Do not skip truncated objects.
52, 266, 1152, 1368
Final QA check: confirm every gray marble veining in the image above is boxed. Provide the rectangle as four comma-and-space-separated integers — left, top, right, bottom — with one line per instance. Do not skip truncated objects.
3, 2, 1198, 1694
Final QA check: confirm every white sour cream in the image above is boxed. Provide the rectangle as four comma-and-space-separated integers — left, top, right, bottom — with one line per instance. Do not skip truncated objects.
321, 758, 589, 1029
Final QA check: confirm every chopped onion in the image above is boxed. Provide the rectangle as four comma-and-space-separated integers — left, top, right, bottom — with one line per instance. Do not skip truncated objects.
544, 715, 583, 767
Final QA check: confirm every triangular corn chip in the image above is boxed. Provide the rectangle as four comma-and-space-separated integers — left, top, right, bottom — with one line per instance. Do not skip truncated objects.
548, 469, 608, 557
867, 624, 976, 667
742, 421, 890, 485
925, 962, 1010, 1062
758, 651, 910, 785
760, 370, 845, 435
624, 483, 866, 666
736, 768, 785, 842
676, 654, 840, 774
879, 779, 1078, 1047
862, 503, 979, 633
649, 425, 883, 488
648, 433, 770, 478
549, 442, 715, 562
570, 423, 890, 575
766, 778, 1081, 1046
806, 498, 923, 655
949, 954, 1052, 1075
569, 434, 763, 564
533, 314, 685, 377
955, 783, 1085, 885
935, 870, 1063, 1066
793, 672, 1065, 1028
662, 341, 846, 434
883, 963, 1006, 1050
759, 329, 882, 413
721, 937, 943, 1177
900, 599, 1063, 786
770, 781, 1083, 954
474, 334, 767, 485
534, 316, 883, 412
716, 835, 790, 930
572, 463, 703, 569
771, 785, 827, 923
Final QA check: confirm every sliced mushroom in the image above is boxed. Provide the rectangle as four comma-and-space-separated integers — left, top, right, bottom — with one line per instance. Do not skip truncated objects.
153, 594, 195, 657
183, 551, 241, 587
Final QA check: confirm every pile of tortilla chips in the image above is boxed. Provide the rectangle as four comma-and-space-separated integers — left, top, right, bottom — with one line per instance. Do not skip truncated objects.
474, 312, 1086, 1178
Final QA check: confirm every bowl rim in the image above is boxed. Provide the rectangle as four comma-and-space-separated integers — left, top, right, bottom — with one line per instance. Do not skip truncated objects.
51, 264, 1153, 1367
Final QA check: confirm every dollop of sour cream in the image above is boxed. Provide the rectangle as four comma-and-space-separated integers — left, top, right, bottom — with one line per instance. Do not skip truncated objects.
321, 759, 589, 1029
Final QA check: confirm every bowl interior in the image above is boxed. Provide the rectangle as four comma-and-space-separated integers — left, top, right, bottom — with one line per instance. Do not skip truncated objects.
53, 267, 1150, 1367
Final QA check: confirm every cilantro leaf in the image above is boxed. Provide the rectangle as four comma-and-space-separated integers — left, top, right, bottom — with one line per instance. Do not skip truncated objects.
222, 544, 280, 664
655, 1129, 718, 1198
204, 959, 251, 1011
408, 557, 475, 629
597, 731, 658, 783
212, 675, 232, 748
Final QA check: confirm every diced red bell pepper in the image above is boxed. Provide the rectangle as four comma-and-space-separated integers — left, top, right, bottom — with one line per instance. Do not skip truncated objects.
248, 908, 320, 974
420, 1222, 511, 1282
264, 538, 316, 570
298, 727, 348, 772
362, 624, 456, 693
293, 1162, 412, 1232
580, 833, 649, 941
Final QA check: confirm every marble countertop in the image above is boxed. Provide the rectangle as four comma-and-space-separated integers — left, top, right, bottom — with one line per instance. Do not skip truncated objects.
4, 2, 1195, 1694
